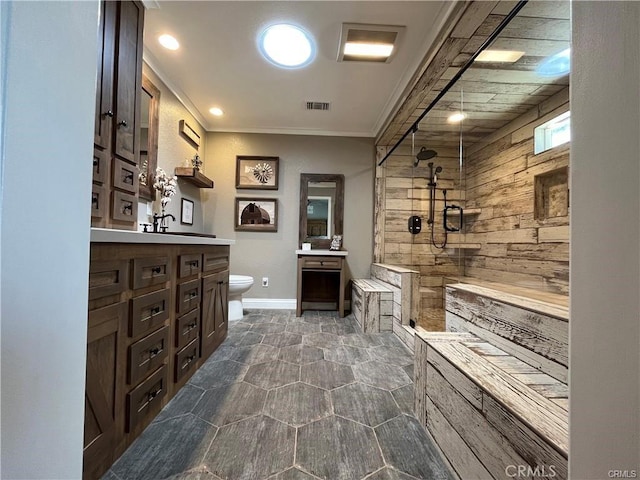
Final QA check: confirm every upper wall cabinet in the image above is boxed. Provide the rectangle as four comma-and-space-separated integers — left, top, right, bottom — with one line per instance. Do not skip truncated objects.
92, 0, 144, 230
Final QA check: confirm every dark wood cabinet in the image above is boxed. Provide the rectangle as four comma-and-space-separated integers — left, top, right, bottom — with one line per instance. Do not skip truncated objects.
92, 0, 144, 230
85, 243, 229, 480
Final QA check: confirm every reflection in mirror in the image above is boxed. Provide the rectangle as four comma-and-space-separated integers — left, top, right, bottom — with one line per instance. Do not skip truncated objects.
299, 174, 344, 249
139, 75, 160, 201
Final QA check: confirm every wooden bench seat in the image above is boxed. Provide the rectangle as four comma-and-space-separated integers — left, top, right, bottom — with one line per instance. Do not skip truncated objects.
415, 332, 568, 479
351, 278, 393, 333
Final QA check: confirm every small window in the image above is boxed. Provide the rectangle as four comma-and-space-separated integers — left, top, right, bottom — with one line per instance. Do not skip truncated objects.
534, 111, 570, 154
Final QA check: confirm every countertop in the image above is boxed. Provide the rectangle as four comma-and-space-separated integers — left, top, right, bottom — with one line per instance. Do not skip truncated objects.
295, 249, 348, 257
91, 228, 235, 246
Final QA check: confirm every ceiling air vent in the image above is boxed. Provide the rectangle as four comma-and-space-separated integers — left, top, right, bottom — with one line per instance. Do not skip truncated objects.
306, 101, 330, 111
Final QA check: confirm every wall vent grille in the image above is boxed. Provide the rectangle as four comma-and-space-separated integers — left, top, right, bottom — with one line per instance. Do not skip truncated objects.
306, 101, 330, 111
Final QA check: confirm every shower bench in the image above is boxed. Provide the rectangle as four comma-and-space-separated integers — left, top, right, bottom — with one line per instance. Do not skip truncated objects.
414, 282, 569, 480
351, 263, 419, 333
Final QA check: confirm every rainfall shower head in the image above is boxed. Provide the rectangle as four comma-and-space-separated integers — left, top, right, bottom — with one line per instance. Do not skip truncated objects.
414, 147, 437, 167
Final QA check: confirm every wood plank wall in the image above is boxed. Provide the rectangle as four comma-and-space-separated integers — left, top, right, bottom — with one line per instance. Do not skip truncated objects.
374, 87, 570, 311
464, 88, 570, 295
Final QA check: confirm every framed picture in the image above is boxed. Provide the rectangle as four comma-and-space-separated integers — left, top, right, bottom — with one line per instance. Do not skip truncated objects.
181, 198, 194, 225
236, 156, 279, 190
235, 198, 278, 232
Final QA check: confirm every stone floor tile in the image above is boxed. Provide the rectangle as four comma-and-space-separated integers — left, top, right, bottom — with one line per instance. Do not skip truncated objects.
352, 361, 412, 391
153, 384, 205, 423
375, 415, 454, 480
262, 332, 303, 348
111, 414, 217, 480
342, 333, 385, 349
302, 332, 342, 349
285, 322, 321, 334
300, 315, 337, 325
297, 416, 384, 480
192, 382, 267, 426
205, 344, 234, 362
228, 320, 252, 331
189, 359, 249, 390
271, 311, 292, 324
332, 383, 401, 427
403, 364, 414, 380
278, 344, 324, 365
321, 323, 357, 335
250, 323, 287, 335
160, 465, 223, 480
378, 333, 405, 348
264, 382, 331, 427
391, 385, 414, 416
226, 344, 279, 365
300, 360, 354, 390
100, 470, 120, 480
237, 331, 265, 346
204, 415, 295, 480
369, 345, 413, 367
269, 467, 320, 479
323, 345, 371, 365
243, 360, 300, 390
363, 467, 420, 480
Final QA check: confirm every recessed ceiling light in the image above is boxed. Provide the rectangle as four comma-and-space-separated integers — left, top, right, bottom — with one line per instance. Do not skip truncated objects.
344, 42, 394, 59
475, 49, 525, 63
158, 34, 179, 50
447, 113, 466, 123
209, 107, 224, 117
537, 48, 571, 77
258, 24, 315, 69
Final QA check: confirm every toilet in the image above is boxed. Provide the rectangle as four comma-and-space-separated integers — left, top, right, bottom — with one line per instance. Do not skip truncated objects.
228, 275, 254, 321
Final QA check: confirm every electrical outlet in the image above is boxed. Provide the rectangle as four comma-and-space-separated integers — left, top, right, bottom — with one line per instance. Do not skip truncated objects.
262, 277, 269, 287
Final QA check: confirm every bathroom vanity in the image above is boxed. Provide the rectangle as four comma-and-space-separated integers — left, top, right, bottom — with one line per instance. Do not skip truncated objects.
296, 250, 348, 317
84, 229, 234, 480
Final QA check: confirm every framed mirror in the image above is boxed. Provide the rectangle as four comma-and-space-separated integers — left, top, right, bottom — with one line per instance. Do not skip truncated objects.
139, 74, 160, 201
299, 173, 344, 249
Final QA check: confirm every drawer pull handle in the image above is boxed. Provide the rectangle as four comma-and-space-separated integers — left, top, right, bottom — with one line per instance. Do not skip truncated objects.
188, 261, 199, 267
149, 347, 160, 357
151, 306, 161, 315
93, 159, 99, 167
103, 110, 114, 118
187, 322, 197, 330
147, 388, 161, 402
320, 261, 324, 266
118, 120, 128, 127
183, 355, 196, 369
151, 266, 162, 274
189, 292, 198, 299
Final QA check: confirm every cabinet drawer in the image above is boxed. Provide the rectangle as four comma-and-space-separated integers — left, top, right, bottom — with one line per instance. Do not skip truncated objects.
91, 184, 108, 220
126, 364, 167, 433
203, 252, 229, 273
93, 148, 108, 184
300, 256, 343, 270
176, 278, 201, 315
128, 325, 169, 386
175, 338, 199, 383
111, 190, 138, 223
89, 260, 129, 300
129, 288, 169, 338
112, 158, 139, 194
132, 256, 170, 289
176, 307, 200, 349
178, 254, 202, 279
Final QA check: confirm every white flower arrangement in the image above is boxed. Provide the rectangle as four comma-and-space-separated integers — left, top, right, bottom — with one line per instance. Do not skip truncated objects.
153, 167, 177, 207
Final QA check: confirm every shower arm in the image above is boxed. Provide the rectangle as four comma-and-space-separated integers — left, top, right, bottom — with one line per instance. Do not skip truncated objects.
377, 0, 528, 167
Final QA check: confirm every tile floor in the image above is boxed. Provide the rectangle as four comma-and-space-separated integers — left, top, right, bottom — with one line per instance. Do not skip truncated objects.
103, 310, 454, 480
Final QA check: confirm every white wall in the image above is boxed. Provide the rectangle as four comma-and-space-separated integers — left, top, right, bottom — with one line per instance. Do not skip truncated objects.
204, 133, 375, 301
0, 1, 98, 478
570, 2, 640, 477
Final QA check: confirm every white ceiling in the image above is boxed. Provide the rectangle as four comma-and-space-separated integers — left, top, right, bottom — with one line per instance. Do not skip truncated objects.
143, 1, 454, 137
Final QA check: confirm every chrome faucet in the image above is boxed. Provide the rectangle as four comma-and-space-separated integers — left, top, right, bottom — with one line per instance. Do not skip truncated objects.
152, 213, 175, 233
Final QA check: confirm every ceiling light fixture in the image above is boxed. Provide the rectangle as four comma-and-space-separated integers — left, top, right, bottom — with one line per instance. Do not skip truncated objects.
338, 23, 405, 63
475, 49, 525, 63
447, 113, 466, 124
537, 48, 571, 77
258, 24, 315, 69
209, 107, 224, 117
158, 34, 179, 50
344, 42, 394, 59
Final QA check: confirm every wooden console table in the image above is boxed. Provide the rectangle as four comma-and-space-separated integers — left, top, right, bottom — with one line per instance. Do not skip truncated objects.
296, 250, 348, 317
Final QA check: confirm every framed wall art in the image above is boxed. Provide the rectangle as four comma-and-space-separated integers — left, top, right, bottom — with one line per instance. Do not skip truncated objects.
235, 198, 278, 232
236, 156, 279, 190
181, 198, 194, 225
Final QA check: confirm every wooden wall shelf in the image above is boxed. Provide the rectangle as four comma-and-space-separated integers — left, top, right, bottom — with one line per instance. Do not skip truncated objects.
462, 208, 482, 216
175, 168, 214, 189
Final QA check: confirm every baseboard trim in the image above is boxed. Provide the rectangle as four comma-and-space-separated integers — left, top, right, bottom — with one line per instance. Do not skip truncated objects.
243, 298, 297, 310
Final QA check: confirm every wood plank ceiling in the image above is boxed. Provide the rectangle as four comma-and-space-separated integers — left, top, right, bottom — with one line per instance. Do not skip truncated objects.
376, 0, 570, 151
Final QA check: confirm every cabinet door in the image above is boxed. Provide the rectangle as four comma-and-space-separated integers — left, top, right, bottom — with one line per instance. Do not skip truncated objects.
94, 0, 116, 150
201, 270, 229, 358
114, 1, 144, 165
83, 302, 126, 480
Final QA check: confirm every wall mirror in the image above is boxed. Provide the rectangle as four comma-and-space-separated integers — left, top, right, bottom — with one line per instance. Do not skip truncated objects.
139, 75, 160, 201
299, 173, 344, 249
